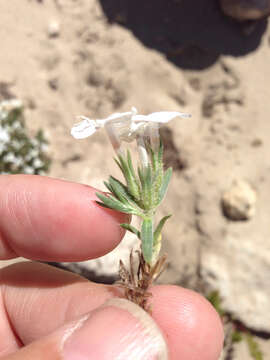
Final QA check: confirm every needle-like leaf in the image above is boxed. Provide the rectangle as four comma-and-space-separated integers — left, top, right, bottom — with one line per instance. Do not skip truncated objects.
120, 223, 141, 238
96, 192, 138, 215
158, 167, 172, 205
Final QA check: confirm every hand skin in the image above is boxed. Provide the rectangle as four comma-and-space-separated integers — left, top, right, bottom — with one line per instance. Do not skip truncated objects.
0, 175, 224, 360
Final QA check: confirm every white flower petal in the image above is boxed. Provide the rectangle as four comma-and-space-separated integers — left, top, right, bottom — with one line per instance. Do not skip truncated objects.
132, 115, 149, 122
106, 108, 137, 123
136, 111, 191, 124
0, 127, 10, 142
71, 117, 98, 139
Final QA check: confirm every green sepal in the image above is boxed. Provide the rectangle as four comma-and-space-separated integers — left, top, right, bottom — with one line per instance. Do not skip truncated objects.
120, 223, 141, 238
158, 167, 172, 205
141, 218, 153, 264
138, 165, 153, 210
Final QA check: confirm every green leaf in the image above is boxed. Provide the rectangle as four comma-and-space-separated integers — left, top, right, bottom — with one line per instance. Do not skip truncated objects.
231, 330, 243, 343
245, 334, 263, 360
141, 218, 153, 264
138, 166, 145, 188
158, 141, 163, 165
103, 181, 113, 193
117, 154, 140, 201
120, 223, 141, 238
206, 291, 225, 317
151, 215, 171, 262
96, 192, 138, 215
144, 166, 153, 207
150, 146, 158, 173
158, 167, 172, 205
108, 176, 132, 205
154, 215, 171, 245
127, 150, 140, 190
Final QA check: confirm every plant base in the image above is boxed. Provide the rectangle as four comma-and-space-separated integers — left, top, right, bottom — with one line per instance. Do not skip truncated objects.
117, 250, 167, 312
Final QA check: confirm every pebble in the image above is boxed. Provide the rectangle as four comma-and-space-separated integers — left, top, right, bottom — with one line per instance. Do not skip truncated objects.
47, 21, 60, 38
221, 179, 257, 220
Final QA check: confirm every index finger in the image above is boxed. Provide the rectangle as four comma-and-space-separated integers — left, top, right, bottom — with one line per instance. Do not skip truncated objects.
0, 175, 129, 261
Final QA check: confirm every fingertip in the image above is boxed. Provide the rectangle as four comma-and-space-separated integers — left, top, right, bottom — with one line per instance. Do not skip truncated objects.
151, 285, 224, 360
0, 175, 129, 261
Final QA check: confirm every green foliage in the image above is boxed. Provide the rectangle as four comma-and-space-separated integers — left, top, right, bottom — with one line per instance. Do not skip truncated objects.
97, 142, 172, 265
141, 218, 154, 264
206, 290, 225, 317
120, 223, 140, 238
207, 290, 264, 360
96, 192, 140, 215
154, 215, 171, 245
245, 334, 263, 360
0, 100, 50, 175
231, 330, 243, 343
159, 167, 172, 205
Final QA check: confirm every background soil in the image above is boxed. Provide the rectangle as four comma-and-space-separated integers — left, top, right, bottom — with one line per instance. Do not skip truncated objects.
1, 0, 270, 359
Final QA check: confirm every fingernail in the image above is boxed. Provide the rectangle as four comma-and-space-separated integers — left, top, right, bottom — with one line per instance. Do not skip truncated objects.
62, 298, 168, 360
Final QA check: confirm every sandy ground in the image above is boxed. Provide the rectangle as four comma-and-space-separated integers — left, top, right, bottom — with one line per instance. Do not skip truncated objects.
1, 0, 270, 359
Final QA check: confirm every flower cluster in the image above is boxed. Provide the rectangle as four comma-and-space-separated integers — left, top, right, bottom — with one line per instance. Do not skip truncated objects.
0, 99, 50, 175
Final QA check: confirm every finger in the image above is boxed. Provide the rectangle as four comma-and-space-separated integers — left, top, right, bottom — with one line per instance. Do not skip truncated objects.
1, 262, 224, 359
2, 299, 168, 360
0, 175, 129, 261
151, 285, 224, 360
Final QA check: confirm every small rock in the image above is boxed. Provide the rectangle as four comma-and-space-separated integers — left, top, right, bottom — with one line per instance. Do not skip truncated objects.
251, 138, 263, 147
25, 97, 36, 110
220, 0, 270, 21
221, 179, 257, 220
188, 77, 201, 91
48, 78, 59, 90
47, 21, 60, 38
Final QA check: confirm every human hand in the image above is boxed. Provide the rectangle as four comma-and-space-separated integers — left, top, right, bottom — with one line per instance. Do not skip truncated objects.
0, 175, 224, 360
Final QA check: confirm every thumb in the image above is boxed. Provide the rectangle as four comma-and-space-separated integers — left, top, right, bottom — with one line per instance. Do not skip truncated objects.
2, 299, 168, 360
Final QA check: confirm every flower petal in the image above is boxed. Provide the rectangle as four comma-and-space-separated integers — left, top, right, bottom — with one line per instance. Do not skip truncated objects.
133, 111, 191, 124
71, 117, 98, 139
106, 107, 137, 123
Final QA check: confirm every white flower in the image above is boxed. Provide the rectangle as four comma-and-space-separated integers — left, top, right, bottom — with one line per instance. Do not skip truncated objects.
3, 152, 16, 163
0, 99, 23, 113
71, 107, 137, 140
23, 166, 35, 174
0, 126, 10, 143
71, 107, 190, 141
71, 107, 191, 166
33, 158, 44, 169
